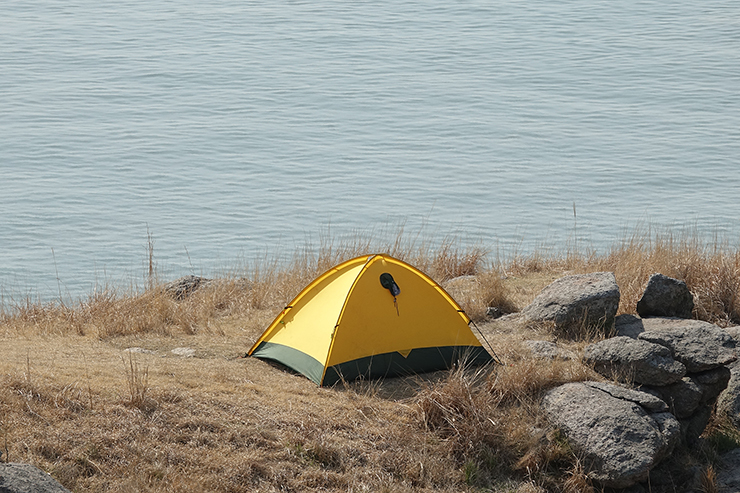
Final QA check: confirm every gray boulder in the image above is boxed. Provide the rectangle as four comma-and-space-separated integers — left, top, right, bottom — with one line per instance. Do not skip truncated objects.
523, 272, 620, 333
718, 328, 740, 429
585, 381, 668, 412
647, 367, 731, 420
636, 273, 694, 319
717, 362, 740, 428
637, 319, 737, 372
647, 377, 703, 419
542, 381, 679, 488
614, 314, 645, 339
693, 366, 733, 404
583, 336, 686, 386
718, 448, 740, 492
0, 463, 71, 493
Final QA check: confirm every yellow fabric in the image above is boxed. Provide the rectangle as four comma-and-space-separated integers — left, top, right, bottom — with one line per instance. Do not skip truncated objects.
249, 259, 365, 364
326, 256, 478, 367
250, 254, 484, 379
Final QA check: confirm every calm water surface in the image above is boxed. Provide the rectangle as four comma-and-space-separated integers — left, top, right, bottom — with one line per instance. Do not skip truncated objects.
1, 0, 739, 302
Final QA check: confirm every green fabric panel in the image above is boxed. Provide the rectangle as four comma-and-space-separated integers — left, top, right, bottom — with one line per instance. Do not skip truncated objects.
250, 341, 325, 385
322, 345, 493, 386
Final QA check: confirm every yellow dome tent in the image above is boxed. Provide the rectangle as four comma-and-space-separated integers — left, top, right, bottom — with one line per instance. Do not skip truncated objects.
248, 254, 494, 386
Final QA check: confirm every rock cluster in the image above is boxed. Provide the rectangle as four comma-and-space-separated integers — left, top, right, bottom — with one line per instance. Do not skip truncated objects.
533, 272, 740, 490
586, 316, 735, 445
716, 326, 740, 435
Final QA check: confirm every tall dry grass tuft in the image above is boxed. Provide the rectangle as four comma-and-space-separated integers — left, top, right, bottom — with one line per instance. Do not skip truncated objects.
415, 365, 502, 460
700, 465, 719, 493
488, 356, 595, 406
2, 278, 260, 339
123, 353, 151, 412
414, 365, 511, 487
2, 230, 494, 339
444, 271, 517, 322
505, 227, 740, 326
1, 299, 83, 336
291, 229, 489, 283
561, 458, 594, 493
413, 355, 597, 490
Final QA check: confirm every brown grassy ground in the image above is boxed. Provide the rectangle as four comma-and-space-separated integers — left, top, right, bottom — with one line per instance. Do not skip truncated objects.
1, 232, 739, 492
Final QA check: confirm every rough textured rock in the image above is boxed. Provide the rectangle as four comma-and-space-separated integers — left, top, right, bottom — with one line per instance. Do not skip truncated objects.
523, 340, 575, 360
646, 367, 731, 420
646, 377, 703, 419
583, 336, 686, 385
585, 381, 668, 412
614, 314, 645, 339
718, 448, 740, 492
719, 328, 740, 429
522, 272, 620, 332
717, 362, 740, 428
693, 366, 733, 403
724, 326, 740, 343
637, 319, 737, 372
679, 405, 714, 446
636, 273, 694, 319
164, 275, 212, 300
542, 381, 679, 488
0, 463, 71, 493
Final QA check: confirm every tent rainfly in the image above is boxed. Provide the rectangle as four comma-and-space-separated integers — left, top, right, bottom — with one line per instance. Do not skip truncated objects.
248, 254, 493, 386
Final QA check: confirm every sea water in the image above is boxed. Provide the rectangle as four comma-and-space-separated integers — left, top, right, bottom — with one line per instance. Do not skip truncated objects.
1, 0, 739, 302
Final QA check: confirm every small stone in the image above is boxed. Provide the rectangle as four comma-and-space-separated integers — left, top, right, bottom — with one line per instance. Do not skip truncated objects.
646, 377, 702, 419
693, 366, 732, 404
124, 347, 157, 355
164, 275, 211, 300
171, 347, 195, 358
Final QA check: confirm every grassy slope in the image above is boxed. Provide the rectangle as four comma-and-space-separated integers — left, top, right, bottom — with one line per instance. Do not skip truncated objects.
2, 233, 740, 492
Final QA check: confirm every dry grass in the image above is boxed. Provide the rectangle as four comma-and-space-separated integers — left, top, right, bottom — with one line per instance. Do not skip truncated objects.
700, 464, 719, 493
507, 227, 740, 327
1, 229, 739, 492
0, 335, 464, 492
579, 228, 740, 326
